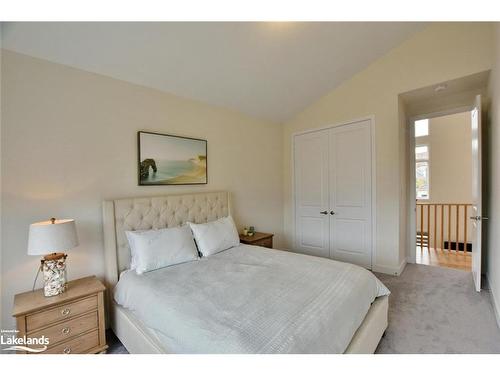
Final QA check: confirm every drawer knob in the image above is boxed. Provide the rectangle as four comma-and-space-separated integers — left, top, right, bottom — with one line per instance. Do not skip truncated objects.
62, 327, 71, 335
63, 347, 71, 354
61, 308, 71, 316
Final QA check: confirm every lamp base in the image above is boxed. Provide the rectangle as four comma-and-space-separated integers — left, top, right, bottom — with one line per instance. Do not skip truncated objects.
42, 253, 68, 297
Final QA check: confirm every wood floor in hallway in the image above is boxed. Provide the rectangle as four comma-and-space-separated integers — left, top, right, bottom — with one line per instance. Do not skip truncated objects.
415, 247, 471, 271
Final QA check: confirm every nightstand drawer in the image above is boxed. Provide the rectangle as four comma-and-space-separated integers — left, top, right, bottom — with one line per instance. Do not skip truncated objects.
252, 237, 273, 248
42, 329, 99, 354
29, 311, 98, 346
26, 295, 98, 332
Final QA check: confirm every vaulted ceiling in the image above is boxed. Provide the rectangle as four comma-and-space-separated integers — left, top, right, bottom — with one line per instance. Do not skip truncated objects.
1, 22, 425, 122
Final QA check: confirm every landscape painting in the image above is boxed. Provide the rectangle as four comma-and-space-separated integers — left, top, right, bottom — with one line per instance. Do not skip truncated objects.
138, 131, 207, 185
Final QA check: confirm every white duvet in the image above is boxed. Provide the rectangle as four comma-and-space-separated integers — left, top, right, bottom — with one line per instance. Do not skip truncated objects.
114, 244, 389, 353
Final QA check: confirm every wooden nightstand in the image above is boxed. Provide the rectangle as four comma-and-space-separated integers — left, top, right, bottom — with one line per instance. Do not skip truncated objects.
13, 276, 108, 354
239, 232, 274, 248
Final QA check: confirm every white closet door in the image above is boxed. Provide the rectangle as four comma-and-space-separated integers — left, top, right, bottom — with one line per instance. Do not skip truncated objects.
329, 120, 372, 268
294, 130, 330, 258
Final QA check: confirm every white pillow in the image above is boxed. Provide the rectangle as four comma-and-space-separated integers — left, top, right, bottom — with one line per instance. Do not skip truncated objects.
125, 229, 146, 270
188, 216, 240, 257
125, 226, 199, 274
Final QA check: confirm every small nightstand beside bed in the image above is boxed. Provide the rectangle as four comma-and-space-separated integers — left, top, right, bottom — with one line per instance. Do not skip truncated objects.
239, 232, 274, 248
103, 191, 389, 354
13, 276, 108, 354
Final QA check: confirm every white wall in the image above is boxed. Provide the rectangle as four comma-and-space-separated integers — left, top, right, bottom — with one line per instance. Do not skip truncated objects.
282, 23, 495, 274
0, 50, 284, 329
487, 23, 500, 327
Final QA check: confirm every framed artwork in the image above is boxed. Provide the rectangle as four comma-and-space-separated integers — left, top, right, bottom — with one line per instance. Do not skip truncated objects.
137, 131, 207, 185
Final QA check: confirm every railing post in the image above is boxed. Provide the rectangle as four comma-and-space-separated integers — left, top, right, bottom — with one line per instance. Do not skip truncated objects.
448, 204, 452, 252
427, 204, 431, 250
455, 205, 460, 255
463, 204, 468, 254
433, 204, 437, 251
440, 204, 444, 250
420, 204, 424, 250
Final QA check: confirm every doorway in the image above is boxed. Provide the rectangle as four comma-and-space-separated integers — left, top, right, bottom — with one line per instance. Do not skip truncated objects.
402, 72, 488, 292
412, 111, 473, 272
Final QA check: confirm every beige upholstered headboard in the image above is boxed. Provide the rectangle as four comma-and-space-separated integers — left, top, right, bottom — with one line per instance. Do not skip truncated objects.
102, 191, 230, 289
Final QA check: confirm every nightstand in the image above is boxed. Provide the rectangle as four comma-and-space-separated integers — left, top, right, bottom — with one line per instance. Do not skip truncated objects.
239, 232, 274, 248
13, 276, 108, 354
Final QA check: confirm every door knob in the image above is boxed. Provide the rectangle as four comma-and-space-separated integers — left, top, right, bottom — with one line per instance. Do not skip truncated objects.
330, 211, 336, 215
320, 211, 328, 215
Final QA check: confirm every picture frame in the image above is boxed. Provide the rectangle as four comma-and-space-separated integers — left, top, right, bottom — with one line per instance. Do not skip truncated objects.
137, 131, 208, 186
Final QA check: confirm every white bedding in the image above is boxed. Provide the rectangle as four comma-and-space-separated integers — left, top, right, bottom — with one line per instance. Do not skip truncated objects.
114, 244, 389, 353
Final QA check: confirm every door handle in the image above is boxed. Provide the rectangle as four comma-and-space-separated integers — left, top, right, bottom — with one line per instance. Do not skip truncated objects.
330, 211, 336, 215
470, 216, 488, 221
320, 211, 328, 215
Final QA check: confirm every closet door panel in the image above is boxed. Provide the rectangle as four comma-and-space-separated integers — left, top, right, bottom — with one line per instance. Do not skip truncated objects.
294, 130, 330, 258
329, 120, 372, 268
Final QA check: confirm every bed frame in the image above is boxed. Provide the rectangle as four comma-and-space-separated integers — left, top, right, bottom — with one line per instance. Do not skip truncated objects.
102, 191, 388, 354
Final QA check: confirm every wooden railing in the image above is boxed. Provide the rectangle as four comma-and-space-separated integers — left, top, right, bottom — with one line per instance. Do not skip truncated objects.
416, 202, 472, 253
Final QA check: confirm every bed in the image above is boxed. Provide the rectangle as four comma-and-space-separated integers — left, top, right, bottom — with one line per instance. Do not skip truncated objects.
103, 191, 389, 354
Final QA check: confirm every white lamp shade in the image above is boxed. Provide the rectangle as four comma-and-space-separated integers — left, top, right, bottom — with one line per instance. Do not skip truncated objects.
28, 219, 79, 255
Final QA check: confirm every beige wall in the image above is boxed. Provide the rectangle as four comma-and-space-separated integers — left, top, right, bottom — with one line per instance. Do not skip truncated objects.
487, 23, 500, 326
419, 112, 473, 204
283, 23, 495, 274
0, 24, 3, 330
0, 50, 283, 329
398, 97, 409, 267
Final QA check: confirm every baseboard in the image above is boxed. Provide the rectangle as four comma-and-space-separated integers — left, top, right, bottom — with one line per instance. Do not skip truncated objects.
372, 259, 407, 276
486, 274, 500, 330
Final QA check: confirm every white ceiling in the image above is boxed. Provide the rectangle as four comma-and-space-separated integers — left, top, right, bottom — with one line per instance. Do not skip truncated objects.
1, 22, 425, 122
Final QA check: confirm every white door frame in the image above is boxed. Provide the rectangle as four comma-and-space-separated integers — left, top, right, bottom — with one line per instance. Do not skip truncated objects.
291, 115, 376, 269
406, 106, 473, 263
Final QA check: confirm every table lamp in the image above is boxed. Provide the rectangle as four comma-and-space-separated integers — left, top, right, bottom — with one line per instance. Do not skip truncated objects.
28, 218, 79, 297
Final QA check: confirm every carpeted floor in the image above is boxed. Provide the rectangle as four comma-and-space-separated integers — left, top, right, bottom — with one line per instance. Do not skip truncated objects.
375, 264, 500, 354
107, 263, 500, 354
106, 330, 129, 354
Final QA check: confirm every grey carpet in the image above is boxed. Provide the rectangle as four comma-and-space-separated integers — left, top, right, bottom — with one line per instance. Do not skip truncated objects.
375, 264, 500, 354
106, 263, 500, 354
106, 330, 129, 354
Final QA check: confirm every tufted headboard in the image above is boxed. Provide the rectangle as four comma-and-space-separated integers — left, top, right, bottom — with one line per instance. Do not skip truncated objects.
102, 191, 230, 289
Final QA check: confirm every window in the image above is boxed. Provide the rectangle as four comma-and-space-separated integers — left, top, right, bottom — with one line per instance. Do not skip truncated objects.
415, 145, 430, 199
415, 145, 429, 160
415, 119, 429, 137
